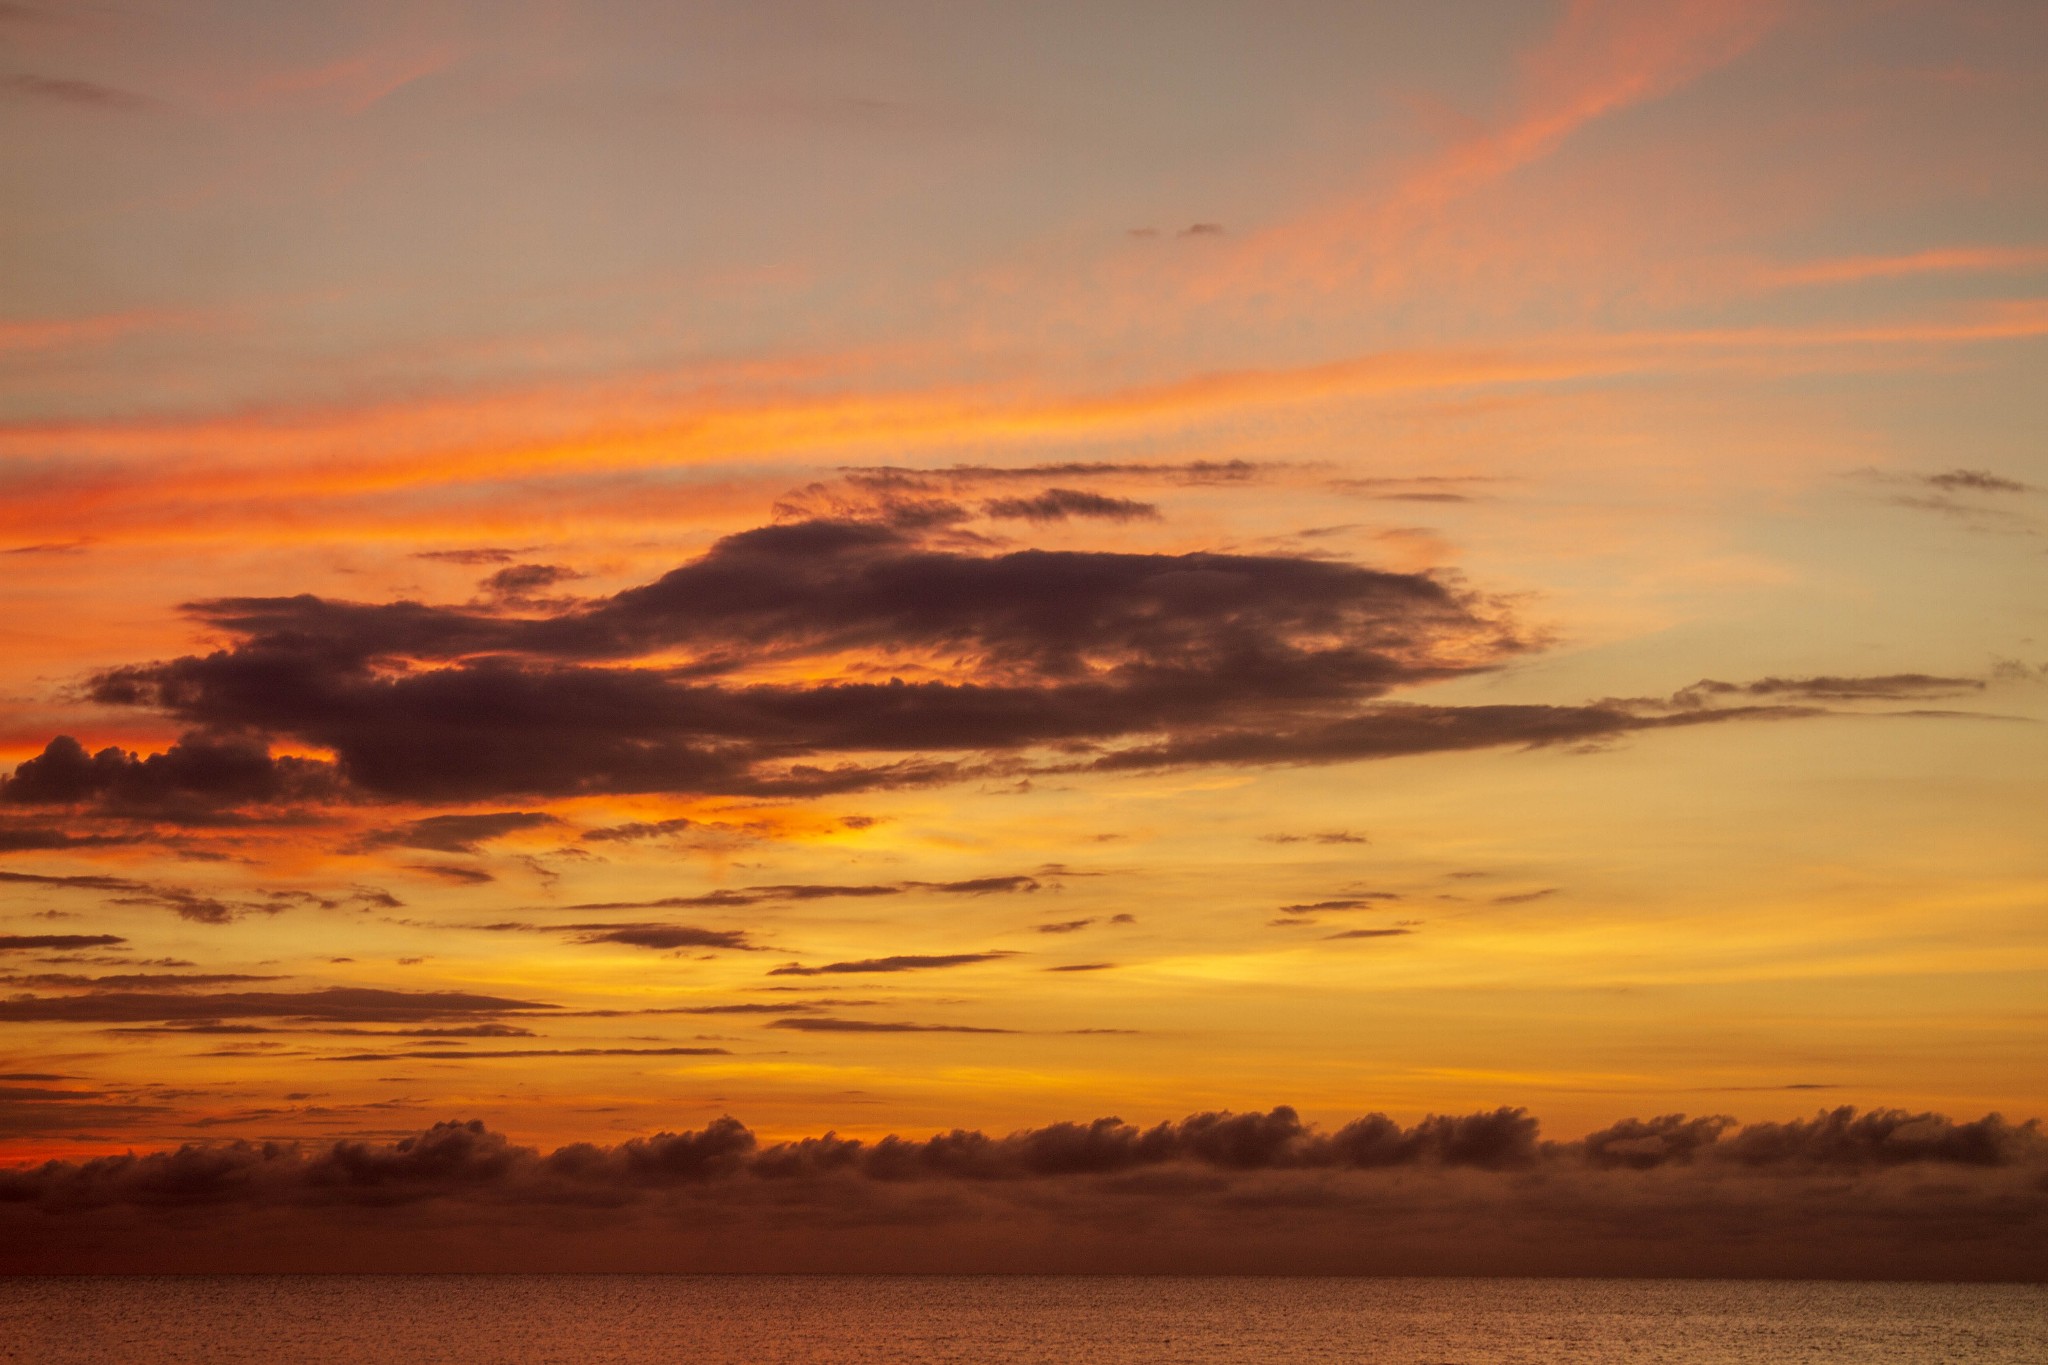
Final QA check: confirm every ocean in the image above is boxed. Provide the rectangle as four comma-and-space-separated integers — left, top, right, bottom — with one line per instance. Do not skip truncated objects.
3, 1276, 2043, 1363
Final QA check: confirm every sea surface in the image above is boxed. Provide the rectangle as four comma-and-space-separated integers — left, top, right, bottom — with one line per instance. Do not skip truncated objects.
2, 1276, 2044, 1363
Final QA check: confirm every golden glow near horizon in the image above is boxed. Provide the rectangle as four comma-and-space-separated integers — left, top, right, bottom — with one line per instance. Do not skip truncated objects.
1, 0, 2044, 1169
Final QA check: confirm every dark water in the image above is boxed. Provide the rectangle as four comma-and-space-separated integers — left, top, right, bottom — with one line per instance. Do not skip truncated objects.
2, 1276, 2043, 1363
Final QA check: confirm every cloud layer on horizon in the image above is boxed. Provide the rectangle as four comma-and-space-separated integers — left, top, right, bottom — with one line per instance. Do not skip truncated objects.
2, 1104, 2040, 1277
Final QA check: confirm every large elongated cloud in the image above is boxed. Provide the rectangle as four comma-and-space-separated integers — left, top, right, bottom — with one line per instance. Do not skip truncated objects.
5, 516, 1838, 808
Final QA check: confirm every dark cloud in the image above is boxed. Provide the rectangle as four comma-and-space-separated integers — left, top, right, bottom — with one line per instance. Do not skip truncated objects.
2, 972, 280, 989
111, 1022, 539, 1039
1719, 1106, 2035, 1168
0, 825, 140, 853
1279, 894, 1399, 912
353, 812, 560, 854
767, 1018, 1014, 1034
46, 518, 1910, 810
75, 519, 1535, 802
1046, 962, 1117, 972
1922, 469, 2031, 494
842, 461, 1264, 488
409, 864, 496, 885
1674, 674, 1983, 705
1327, 1107, 1541, 1169
0, 869, 353, 926
563, 876, 1041, 912
767, 952, 1014, 977
1489, 888, 1559, 905
319, 1047, 729, 1062
1087, 700, 1808, 772
2, 72, 152, 110
982, 489, 1161, 523
1329, 476, 1497, 503
1323, 928, 1412, 940
0, 986, 554, 1024
0, 1107, 2040, 1276
1034, 919, 1093, 934
1582, 1113, 1736, 1169
0, 933, 125, 951
2, 540, 92, 555
0, 732, 341, 822
478, 563, 584, 606
933, 875, 1043, 895
1261, 830, 1369, 845
565, 924, 754, 952
414, 547, 535, 565
463, 920, 757, 952
581, 817, 696, 843
672, 1003, 820, 1015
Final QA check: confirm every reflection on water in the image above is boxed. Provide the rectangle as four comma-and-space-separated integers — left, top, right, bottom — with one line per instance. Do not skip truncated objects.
3, 1276, 2044, 1364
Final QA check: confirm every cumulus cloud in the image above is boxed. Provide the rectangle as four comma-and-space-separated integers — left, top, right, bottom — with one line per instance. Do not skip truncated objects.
477, 563, 584, 607
0, 733, 341, 822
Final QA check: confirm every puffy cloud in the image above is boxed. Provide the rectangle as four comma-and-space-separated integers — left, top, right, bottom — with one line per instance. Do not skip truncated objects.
0, 733, 341, 822
1718, 1106, 2037, 1168
1582, 1113, 1736, 1169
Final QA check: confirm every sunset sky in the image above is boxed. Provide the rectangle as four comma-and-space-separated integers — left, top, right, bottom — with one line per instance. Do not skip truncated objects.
2, 0, 2045, 1273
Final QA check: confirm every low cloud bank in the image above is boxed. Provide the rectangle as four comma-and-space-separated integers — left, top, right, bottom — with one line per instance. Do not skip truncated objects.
4, 1105, 2042, 1276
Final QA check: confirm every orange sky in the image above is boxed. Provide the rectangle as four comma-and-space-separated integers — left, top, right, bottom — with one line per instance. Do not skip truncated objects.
2, 0, 2044, 1185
